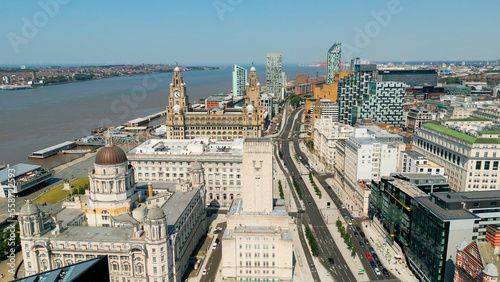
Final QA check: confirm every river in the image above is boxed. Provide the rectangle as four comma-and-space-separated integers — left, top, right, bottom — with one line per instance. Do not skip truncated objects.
0, 64, 325, 168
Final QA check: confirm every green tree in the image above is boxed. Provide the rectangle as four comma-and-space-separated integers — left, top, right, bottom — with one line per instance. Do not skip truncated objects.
351, 247, 357, 256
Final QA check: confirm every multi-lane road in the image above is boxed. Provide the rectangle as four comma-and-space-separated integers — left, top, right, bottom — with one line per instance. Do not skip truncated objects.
276, 108, 357, 282
287, 109, 398, 281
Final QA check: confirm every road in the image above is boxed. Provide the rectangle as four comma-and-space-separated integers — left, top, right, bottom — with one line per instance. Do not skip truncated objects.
274, 108, 356, 282
291, 113, 397, 281
200, 222, 226, 282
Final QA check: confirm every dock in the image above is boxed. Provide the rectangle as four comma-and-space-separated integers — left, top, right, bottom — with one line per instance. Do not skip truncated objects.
126, 111, 166, 126
29, 141, 77, 159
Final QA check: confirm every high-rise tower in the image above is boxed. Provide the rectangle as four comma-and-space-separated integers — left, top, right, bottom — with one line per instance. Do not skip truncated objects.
232, 64, 247, 97
326, 42, 341, 84
266, 53, 283, 97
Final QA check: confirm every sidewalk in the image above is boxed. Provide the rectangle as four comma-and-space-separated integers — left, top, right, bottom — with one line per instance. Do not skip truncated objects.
362, 218, 418, 281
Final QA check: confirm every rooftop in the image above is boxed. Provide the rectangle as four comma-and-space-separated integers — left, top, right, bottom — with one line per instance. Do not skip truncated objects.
422, 123, 500, 144
161, 188, 199, 226
0, 163, 42, 183
432, 190, 500, 203
414, 196, 478, 221
128, 137, 244, 156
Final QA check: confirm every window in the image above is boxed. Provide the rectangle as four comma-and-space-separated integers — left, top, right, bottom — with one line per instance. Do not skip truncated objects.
485, 161, 491, 170
476, 161, 482, 170
493, 161, 499, 170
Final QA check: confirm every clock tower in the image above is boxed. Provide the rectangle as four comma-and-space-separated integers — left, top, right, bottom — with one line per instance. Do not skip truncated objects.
167, 66, 189, 113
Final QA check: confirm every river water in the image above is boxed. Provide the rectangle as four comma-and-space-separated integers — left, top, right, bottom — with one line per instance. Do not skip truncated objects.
0, 64, 325, 168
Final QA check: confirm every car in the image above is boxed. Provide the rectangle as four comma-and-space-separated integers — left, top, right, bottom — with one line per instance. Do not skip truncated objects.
348, 220, 352, 226
341, 205, 345, 209
374, 268, 381, 276
369, 247, 375, 254
370, 260, 376, 268
353, 231, 359, 237
373, 253, 379, 260
360, 232, 365, 238
327, 185, 331, 189
377, 261, 383, 268
212, 242, 218, 250
382, 268, 390, 277
365, 252, 372, 260
298, 209, 305, 213
359, 242, 365, 248
364, 239, 369, 245
328, 257, 334, 264
350, 216, 354, 221
344, 213, 348, 218
202, 269, 207, 275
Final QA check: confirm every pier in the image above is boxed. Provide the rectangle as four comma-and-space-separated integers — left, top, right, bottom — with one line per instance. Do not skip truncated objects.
29, 141, 77, 159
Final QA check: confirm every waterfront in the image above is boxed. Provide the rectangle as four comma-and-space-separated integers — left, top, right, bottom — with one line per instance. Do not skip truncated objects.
0, 64, 325, 167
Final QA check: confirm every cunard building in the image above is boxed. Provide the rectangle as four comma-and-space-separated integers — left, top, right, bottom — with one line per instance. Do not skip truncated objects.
164, 66, 267, 140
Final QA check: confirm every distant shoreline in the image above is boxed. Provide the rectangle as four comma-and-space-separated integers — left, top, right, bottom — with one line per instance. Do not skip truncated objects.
0, 66, 224, 89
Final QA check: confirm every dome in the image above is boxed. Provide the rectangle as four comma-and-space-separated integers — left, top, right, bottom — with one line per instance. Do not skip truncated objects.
246, 104, 255, 112
20, 200, 40, 216
174, 66, 180, 72
147, 206, 165, 220
173, 104, 181, 111
257, 82, 261, 86
95, 145, 128, 165
191, 161, 203, 170
250, 66, 256, 72
483, 263, 499, 277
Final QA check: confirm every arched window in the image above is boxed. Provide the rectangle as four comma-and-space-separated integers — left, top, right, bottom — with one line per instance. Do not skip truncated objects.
136, 264, 143, 274
209, 193, 213, 200
230, 194, 234, 200
123, 263, 130, 272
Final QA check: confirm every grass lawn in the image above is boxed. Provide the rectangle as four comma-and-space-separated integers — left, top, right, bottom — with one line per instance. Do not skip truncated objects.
33, 178, 89, 204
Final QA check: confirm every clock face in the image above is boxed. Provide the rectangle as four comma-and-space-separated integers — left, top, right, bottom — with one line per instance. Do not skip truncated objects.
173, 90, 181, 98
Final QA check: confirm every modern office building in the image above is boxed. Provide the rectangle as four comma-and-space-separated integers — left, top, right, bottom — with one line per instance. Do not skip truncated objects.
406, 107, 432, 133
260, 92, 274, 118
127, 137, 243, 209
390, 173, 450, 194
164, 67, 266, 139
408, 191, 500, 282
326, 42, 341, 84
353, 81, 407, 126
369, 176, 428, 247
266, 53, 283, 98
232, 64, 248, 97
337, 63, 377, 125
378, 69, 438, 86
2, 75, 12, 84
221, 138, 294, 281
20, 143, 207, 282
413, 121, 500, 191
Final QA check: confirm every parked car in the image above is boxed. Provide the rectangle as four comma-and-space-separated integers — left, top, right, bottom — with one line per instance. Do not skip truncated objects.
369, 247, 375, 254
365, 252, 372, 260
202, 269, 207, 275
359, 242, 365, 248
382, 268, 390, 277
374, 268, 381, 276
328, 257, 334, 264
373, 253, 379, 260
370, 260, 376, 268
377, 261, 383, 268
348, 220, 352, 226
364, 239, 369, 245
360, 232, 365, 238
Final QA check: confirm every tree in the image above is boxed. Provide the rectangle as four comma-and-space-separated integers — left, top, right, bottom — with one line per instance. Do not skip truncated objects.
351, 247, 357, 256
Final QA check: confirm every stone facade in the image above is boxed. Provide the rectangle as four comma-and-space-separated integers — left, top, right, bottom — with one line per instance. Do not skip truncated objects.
164, 67, 265, 140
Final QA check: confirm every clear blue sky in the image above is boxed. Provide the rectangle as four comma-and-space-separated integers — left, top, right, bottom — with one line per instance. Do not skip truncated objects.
1, 0, 498, 66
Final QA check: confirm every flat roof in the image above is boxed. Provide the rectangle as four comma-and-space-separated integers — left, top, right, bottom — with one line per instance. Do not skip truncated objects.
128, 137, 244, 156
0, 163, 41, 182
432, 190, 500, 203
403, 150, 426, 159
422, 123, 500, 144
414, 196, 478, 221
32, 141, 75, 154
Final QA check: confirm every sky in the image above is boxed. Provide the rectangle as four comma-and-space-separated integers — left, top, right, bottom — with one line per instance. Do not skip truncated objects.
1, 0, 499, 66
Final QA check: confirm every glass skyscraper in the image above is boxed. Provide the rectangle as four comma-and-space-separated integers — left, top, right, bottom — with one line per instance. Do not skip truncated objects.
232, 64, 247, 97
326, 42, 341, 84
266, 53, 283, 97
